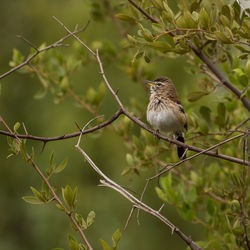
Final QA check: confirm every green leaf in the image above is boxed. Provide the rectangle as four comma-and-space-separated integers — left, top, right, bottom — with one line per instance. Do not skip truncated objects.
13, 122, 21, 133
147, 41, 171, 52
68, 234, 80, 250
187, 91, 208, 102
151, 0, 163, 10
127, 34, 137, 44
62, 185, 74, 210
215, 31, 232, 44
151, 23, 165, 33
215, 103, 226, 127
200, 106, 211, 124
187, 187, 197, 203
87, 210, 95, 227
112, 229, 121, 250
199, 8, 209, 28
138, 24, 153, 41
220, 15, 231, 27
99, 239, 111, 250
75, 213, 87, 229
34, 89, 47, 100
163, 2, 174, 22
115, 14, 135, 23
22, 196, 44, 205
206, 199, 215, 216
54, 157, 68, 174
56, 203, 66, 212
30, 186, 45, 202
60, 77, 69, 93
126, 153, 134, 166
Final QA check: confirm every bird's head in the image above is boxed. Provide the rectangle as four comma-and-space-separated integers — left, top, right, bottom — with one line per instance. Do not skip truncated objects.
145, 76, 172, 95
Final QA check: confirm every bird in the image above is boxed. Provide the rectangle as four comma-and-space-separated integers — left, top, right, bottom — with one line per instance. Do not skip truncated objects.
145, 76, 187, 159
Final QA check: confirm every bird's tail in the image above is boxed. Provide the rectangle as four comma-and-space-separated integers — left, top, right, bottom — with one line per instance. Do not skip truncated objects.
175, 132, 186, 159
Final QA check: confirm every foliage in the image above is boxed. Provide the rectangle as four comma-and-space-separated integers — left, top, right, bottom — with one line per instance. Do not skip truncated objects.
1, 0, 249, 249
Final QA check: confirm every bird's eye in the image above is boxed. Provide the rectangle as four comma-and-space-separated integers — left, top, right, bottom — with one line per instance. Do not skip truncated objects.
156, 83, 161, 86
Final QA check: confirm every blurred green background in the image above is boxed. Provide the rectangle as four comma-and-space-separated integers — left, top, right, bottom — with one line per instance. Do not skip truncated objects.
0, 0, 203, 249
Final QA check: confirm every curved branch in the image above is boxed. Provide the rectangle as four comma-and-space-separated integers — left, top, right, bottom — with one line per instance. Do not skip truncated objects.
126, 0, 250, 111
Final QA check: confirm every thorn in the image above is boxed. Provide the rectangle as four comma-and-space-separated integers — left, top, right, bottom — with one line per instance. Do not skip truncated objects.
115, 88, 119, 95
41, 141, 47, 153
75, 121, 82, 132
158, 203, 165, 213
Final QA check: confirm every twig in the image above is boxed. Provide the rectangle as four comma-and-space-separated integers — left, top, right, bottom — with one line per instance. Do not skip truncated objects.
149, 132, 247, 180
75, 123, 202, 250
127, 0, 158, 23
0, 21, 90, 80
52, 16, 96, 57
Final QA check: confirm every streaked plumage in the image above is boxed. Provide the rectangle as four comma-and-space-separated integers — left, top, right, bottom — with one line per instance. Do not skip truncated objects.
146, 77, 187, 159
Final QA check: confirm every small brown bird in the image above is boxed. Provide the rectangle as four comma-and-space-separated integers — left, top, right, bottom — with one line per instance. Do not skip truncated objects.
146, 76, 187, 159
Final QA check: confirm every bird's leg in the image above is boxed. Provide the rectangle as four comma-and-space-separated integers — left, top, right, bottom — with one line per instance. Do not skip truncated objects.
153, 129, 160, 140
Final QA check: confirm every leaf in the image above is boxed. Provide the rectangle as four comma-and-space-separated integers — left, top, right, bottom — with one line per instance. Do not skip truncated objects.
206, 199, 215, 216
68, 234, 80, 250
199, 8, 209, 28
34, 89, 47, 100
30, 186, 45, 202
138, 23, 153, 41
246, 60, 250, 78
163, 2, 174, 22
115, 14, 135, 23
62, 185, 74, 210
187, 187, 197, 203
54, 157, 68, 174
13, 122, 21, 133
126, 153, 134, 166
151, 0, 163, 10
151, 23, 165, 33
187, 91, 209, 102
87, 211, 95, 227
112, 229, 122, 250
99, 239, 111, 250
75, 213, 87, 229
22, 196, 44, 205
215, 103, 226, 127
56, 203, 65, 212
215, 31, 232, 44
127, 34, 137, 44
200, 106, 211, 124
147, 41, 171, 52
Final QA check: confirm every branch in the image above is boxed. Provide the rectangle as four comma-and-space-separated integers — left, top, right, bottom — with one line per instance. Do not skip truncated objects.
75, 124, 202, 250
0, 21, 90, 80
127, 0, 158, 23
126, 0, 250, 111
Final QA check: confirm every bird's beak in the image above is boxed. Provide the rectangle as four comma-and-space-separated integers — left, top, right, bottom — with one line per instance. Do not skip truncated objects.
145, 80, 156, 87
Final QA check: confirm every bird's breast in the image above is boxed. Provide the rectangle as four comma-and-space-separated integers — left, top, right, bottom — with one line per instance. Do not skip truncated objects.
147, 106, 185, 133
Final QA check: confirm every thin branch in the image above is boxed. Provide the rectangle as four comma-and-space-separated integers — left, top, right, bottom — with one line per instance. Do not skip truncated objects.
0, 21, 90, 80
149, 132, 247, 180
127, 0, 158, 23
75, 125, 202, 250
126, 0, 250, 111
52, 16, 96, 57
